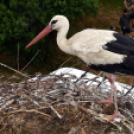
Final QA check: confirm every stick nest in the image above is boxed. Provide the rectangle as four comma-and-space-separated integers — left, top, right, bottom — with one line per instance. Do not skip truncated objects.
0, 72, 134, 134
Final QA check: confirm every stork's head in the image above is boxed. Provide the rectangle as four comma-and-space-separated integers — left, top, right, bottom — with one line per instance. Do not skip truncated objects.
26, 15, 69, 48
49, 15, 69, 31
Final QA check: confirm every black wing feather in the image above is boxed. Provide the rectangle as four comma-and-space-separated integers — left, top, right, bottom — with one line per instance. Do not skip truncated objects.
103, 33, 134, 55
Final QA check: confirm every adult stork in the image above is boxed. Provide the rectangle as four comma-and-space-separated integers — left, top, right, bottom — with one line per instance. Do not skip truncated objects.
26, 15, 134, 122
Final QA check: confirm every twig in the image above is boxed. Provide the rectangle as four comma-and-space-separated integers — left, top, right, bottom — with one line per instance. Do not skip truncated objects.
20, 50, 40, 71
3, 109, 51, 117
120, 108, 134, 120
81, 128, 87, 134
68, 101, 121, 129
0, 62, 30, 78
68, 122, 88, 134
58, 57, 72, 68
122, 121, 134, 134
10, 50, 40, 79
0, 99, 14, 111
17, 42, 20, 71
47, 103, 62, 119
69, 101, 134, 133
68, 127, 79, 134
71, 61, 82, 68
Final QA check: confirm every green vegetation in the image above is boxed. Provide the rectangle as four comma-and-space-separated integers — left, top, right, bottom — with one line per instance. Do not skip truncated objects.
0, 0, 128, 76
0, 0, 100, 69
99, 0, 124, 14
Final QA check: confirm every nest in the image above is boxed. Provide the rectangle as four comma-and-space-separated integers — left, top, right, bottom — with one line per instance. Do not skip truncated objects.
0, 67, 134, 134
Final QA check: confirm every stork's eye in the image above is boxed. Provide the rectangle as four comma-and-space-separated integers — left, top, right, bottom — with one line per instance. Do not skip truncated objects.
51, 20, 58, 26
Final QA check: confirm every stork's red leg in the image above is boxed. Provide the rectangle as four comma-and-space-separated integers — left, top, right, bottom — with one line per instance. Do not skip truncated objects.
107, 111, 120, 122
98, 75, 120, 122
97, 76, 115, 106
107, 84, 120, 122
97, 94, 113, 107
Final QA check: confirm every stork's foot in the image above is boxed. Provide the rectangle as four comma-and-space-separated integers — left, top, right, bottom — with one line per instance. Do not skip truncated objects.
97, 94, 113, 107
107, 111, 120, 122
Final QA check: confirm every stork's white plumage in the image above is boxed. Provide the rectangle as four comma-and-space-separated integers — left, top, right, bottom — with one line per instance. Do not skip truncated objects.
26, 15, 134, 122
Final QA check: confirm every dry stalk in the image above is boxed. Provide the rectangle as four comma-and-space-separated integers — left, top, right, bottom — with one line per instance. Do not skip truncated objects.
3, 109, 51, 117
69, 101, 134, 133
0, 62, 30, 78
0, 99, 14, 111
69, 101, 122, 129
81, 128, 87, 134
58, 57, 72, 68
20, 50, 40, 71
122, 121, 134, 134
0, 69, 134, 133
68, 127, 80, 134
47, 103, 63, 119
81, 87, 103, 97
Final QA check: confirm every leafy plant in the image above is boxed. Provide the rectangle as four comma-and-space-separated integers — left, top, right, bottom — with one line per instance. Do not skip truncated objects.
0, 0, 100, 68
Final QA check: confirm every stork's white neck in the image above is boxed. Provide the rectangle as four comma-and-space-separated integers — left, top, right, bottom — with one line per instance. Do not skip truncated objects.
56, 26, 74, 55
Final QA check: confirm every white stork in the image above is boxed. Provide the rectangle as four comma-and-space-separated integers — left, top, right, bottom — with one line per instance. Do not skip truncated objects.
26, 15, 134, 122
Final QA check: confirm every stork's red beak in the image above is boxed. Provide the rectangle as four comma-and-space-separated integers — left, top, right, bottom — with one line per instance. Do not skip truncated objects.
26, 26, 52, 48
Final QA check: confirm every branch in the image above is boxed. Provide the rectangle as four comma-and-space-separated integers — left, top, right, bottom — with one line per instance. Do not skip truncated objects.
3, 109, 51, 117
0, 62, 30, 78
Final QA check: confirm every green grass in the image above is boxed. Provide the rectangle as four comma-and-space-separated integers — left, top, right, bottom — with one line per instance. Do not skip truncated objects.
99, 0, 124, 14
